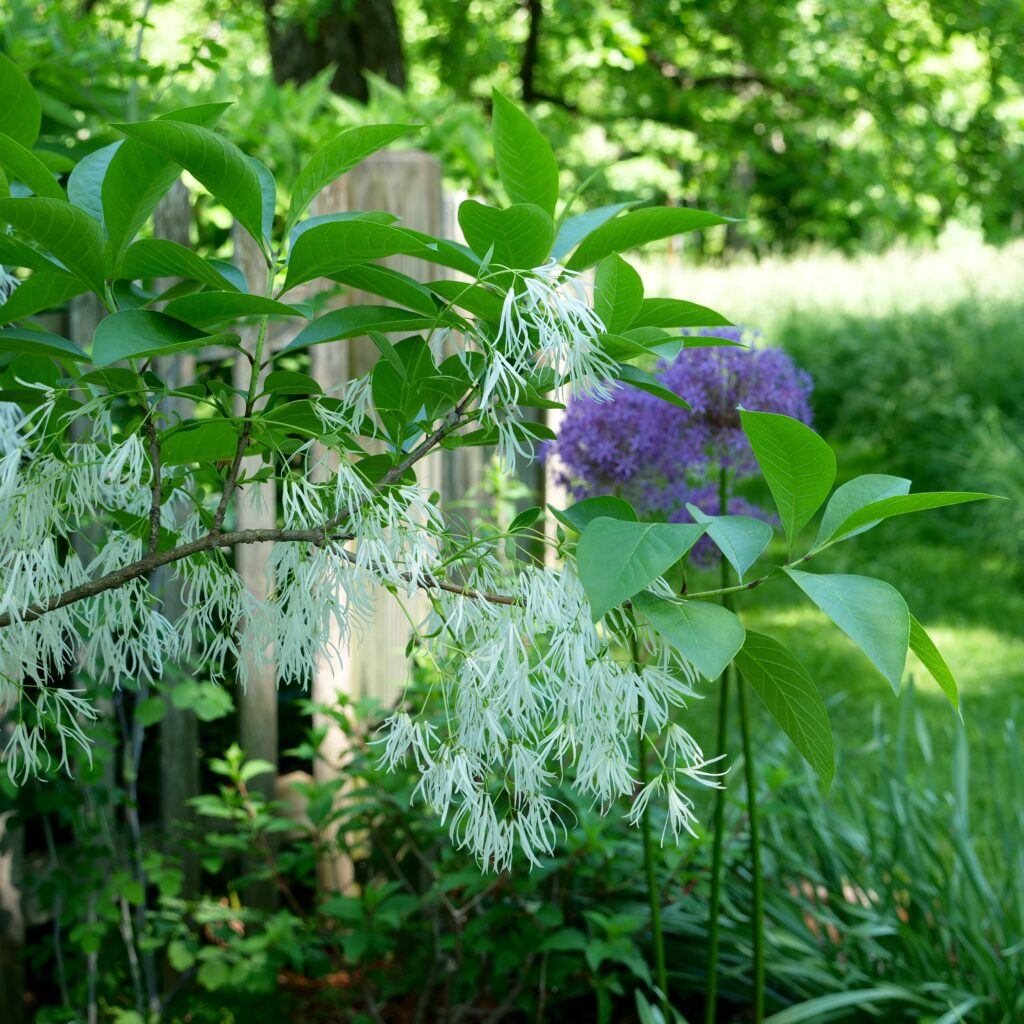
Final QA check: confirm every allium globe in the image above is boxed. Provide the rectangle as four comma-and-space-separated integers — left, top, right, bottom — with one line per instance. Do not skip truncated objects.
547, 328, 814, 564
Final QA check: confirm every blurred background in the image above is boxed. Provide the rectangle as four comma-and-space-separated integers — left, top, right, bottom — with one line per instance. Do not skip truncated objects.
1, 1, 1022, 1021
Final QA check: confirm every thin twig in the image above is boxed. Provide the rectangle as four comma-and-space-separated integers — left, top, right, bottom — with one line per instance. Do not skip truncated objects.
144, 414, 162, 555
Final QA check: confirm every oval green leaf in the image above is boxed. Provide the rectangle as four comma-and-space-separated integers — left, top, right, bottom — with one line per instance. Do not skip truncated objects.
576, 518, 706, 621
740, 409, 836, 550
633, 591, 745, 681
785, 569, 909, 693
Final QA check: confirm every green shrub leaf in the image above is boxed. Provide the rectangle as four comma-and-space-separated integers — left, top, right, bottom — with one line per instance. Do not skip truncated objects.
112, 119, 266, 247
92, 310, 237, 366
103, 103, 230, 260
826, 491, 1005, 544
286, 123, 420, 234
491, 90, 560, 217
594, 254, 644, 333
740, 409, 836, 549
0, 271, 88, 324
566, 206, 729, 270
733, 630, 834, 787
576, 518, 705, 620
120, 239, 242, 291
0, 132, 65, 200
458, 200, 553, 269
785, 569, 909, 693
633, 591, 745, 680
908, 614, 959, 712
0, 55, 41, 147
0, 198, 107, 295
549, 495, 637, 534
282, 221, 428, 292
686, 504, 773, 582
814, 473, 911, 548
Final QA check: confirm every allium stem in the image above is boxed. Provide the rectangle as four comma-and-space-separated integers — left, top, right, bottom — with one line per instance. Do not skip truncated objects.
706, 466, 732, 1024
636, 692, 670, 1019
704, 665, 730, 1024
738, 672, 765, 1022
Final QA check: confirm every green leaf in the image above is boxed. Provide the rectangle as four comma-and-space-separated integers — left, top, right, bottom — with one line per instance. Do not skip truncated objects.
686, 504, 773, 582
428, 279, 503, 322
615, 363, 690, 409
633, 591, 745, 680
814, 473, 911, 548
566, 206, 729, 271
552, 202, 632, 262
763, 986, 925, 1024
167, 939, 195, 972
103, 102, 230, 260
162, 292, 309, 328
491, 90, 559, 217
0, 233, 61, 272
0, 327, 88, 361
0, 55, 41, 147
112, 119, 265, 246
825, 491, 1004, 545
733, 631, 834, 787
120, 239, 241, 291
908, 615, 959, 712
509, 506, 542, 533
284, 306, 444, 352
261, 370, 322, 396
282, 221, 428, 292
631, 297, 732, 330
248, 155, 276, 244
67, 142, 122, 224
0, 198, 107, 295
135, 696, 167, 727
0, 271, 88, 324
0, 132, 65, 200
594, 255, 643, 333
784, 569, 909, 693
549, 495, 637, 534
740, 409, 836, 549
576, 518, 706, 620
286, 123, 420, 234
92, 310, 237, 367
457, 200, 553, 269
332, 263, 438, 315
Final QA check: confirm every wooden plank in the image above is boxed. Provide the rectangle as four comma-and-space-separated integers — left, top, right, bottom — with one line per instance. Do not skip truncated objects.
151, 182, 203, 897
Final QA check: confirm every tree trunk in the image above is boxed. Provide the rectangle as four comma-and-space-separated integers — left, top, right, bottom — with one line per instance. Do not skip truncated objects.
261, 0, 405, 102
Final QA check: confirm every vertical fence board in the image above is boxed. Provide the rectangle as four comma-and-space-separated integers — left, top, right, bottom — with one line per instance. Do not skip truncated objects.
231, 226, 280, 793
152, 183, 202, 896
340, 151, 445, 707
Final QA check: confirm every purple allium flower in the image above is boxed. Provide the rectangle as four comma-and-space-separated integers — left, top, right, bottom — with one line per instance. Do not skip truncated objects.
547, 328, 814, 565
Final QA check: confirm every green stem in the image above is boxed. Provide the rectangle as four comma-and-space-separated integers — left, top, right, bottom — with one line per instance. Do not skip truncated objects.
632, 630, 669, 1019
704, 663, 730, 1024
738, 678, 765, 1021
705, 469, 734, 1024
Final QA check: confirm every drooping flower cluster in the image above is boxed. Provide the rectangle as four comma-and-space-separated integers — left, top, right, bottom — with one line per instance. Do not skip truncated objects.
547, 329, 814, 562
475, 259, 617, 466
377, 562, 722, 869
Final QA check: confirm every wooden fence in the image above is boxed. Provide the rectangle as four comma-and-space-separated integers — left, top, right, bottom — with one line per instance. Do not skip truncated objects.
0, 151, 570, 1019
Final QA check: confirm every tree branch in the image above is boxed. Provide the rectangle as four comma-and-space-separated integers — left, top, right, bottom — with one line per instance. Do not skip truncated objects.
0, 394, 497, 628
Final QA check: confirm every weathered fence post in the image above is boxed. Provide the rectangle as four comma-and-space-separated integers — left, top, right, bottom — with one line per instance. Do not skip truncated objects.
232, 225, 280, 909
152, 183, 202, 897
